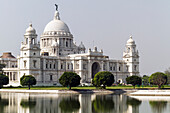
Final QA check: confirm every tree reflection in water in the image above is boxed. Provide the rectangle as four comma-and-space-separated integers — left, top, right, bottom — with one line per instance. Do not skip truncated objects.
149, 101, 167, 113
126, 97, 142, 107
126, 96, 142, 113
92, 95, 114, 113
20, 97, 36, 109
0, 95, 9, 113
59, 95, 80, 113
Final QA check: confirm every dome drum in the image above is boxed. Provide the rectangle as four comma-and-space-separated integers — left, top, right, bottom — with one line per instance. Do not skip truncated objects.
42, 31, 72, 37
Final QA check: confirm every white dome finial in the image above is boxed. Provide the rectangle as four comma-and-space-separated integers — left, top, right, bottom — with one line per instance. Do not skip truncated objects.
130, 36, 132, 39
25, 23, 36, 35
29, 23, 32, 27
54, 5, 60, 20
54, 11, 60, 20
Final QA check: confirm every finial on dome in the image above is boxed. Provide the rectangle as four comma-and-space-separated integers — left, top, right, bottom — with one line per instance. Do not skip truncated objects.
130, 36, 132, 39
54, 8, 60, 20
55, 4, 58, 11
29, 24, 32, 28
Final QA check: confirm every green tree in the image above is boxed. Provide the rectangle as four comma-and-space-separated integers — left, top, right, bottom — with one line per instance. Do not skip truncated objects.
0, 64, 5, 74
92, 71, 114, 89
149, 72, 167, 89
126, 76, 142, 88
164, 68, 170, 84
142, 75, 149, 86
20, 75, 36, 90
0, 73, 9, 88
59, 72, 81, 90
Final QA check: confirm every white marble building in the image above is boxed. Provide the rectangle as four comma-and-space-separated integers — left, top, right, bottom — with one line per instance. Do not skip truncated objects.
0, 6, 139, 86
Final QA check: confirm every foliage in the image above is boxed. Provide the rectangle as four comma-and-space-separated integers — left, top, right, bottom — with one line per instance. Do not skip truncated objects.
149, 72, 167, 89
20, 98, 36, 108
0, 95, 9, 113
149, 101, 167, 113
126, 97, 142, 107
126, 75, 142, 88
0, 73, 9, 88
92, 95, 114, 112
142, 75, 149, 86
0, 64, 5, 70
59, 72, 81, 90
59, 97, 80, 113
0, 64, 5, 74
20, 75, 36, 90
164, 68, 170, 84
92, 71, 114, 89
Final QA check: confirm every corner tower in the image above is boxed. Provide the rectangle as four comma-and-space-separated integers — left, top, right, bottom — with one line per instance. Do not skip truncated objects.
123, 36, 139, 76
18, 24, 41, 79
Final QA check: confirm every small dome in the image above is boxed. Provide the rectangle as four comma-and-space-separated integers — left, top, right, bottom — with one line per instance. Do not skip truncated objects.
78, 42, 85, 49
127, 36, 135, 44
43, 11, 70, 33
25, 23, 36, 35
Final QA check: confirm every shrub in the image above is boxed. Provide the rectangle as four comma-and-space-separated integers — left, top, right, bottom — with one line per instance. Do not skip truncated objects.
126, 76, 142, 88
92, 71, 114, 89
20, 75, 36, 90
59, 72, 81, 90
0, 73, 9, 88
149, 72, 167, 89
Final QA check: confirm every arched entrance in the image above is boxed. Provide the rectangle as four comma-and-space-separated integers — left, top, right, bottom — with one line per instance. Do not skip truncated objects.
92, 62, 100, 78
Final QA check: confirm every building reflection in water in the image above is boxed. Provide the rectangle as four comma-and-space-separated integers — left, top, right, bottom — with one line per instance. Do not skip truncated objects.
0, 93, 142, 113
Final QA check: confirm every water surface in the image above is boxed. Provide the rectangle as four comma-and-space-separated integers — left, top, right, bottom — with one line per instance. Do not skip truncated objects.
0, 92, 170, 113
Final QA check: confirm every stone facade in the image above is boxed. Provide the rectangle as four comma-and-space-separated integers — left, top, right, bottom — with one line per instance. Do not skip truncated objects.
0, 7, 139, 86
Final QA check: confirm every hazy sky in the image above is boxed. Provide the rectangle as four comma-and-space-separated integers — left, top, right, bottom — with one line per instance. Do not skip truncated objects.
0, 0, 170, 76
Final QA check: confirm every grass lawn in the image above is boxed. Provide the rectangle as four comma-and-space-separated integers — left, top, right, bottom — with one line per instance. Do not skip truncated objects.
2, 85, 170, 90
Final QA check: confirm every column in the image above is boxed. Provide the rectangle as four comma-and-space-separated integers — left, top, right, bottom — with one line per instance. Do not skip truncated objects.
79, 58, 83, 80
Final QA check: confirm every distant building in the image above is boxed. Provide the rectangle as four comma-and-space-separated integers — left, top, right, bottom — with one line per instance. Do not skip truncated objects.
0, 6, 139, 86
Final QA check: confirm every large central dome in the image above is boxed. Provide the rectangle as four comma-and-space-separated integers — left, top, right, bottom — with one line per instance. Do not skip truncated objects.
43, 11, 70, 33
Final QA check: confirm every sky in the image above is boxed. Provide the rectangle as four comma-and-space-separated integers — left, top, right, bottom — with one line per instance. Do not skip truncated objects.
0, 0, 170, 76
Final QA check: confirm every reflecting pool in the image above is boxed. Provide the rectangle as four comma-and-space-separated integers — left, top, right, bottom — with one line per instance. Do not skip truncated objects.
0, 92, 170, 113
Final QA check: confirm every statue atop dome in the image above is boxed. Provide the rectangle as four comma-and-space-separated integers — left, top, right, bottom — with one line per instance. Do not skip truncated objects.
55, 4, 58, 11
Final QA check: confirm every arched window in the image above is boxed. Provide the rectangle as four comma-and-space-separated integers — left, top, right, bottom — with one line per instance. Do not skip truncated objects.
24, 61, 27, 68
119, 66, 121, 71
67, 64, 70, 70
26, 38, 28, 44
127, 47, 130, 52
50, 75, 53, 81
46, 64, 48, 69
32, 39, 35, 44
66, 41, 68, 47
13, 74, 15, 81
50, 64, 52, 69
33, 60, 36, 68
71, 63, 73, 69
61, 64, 63, 69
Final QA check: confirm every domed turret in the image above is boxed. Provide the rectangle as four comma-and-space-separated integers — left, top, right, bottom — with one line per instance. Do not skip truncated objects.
78, 42, 86, 53
127, 36, 135, 45
25, 23, 36, 35
78, 42, 85, 49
